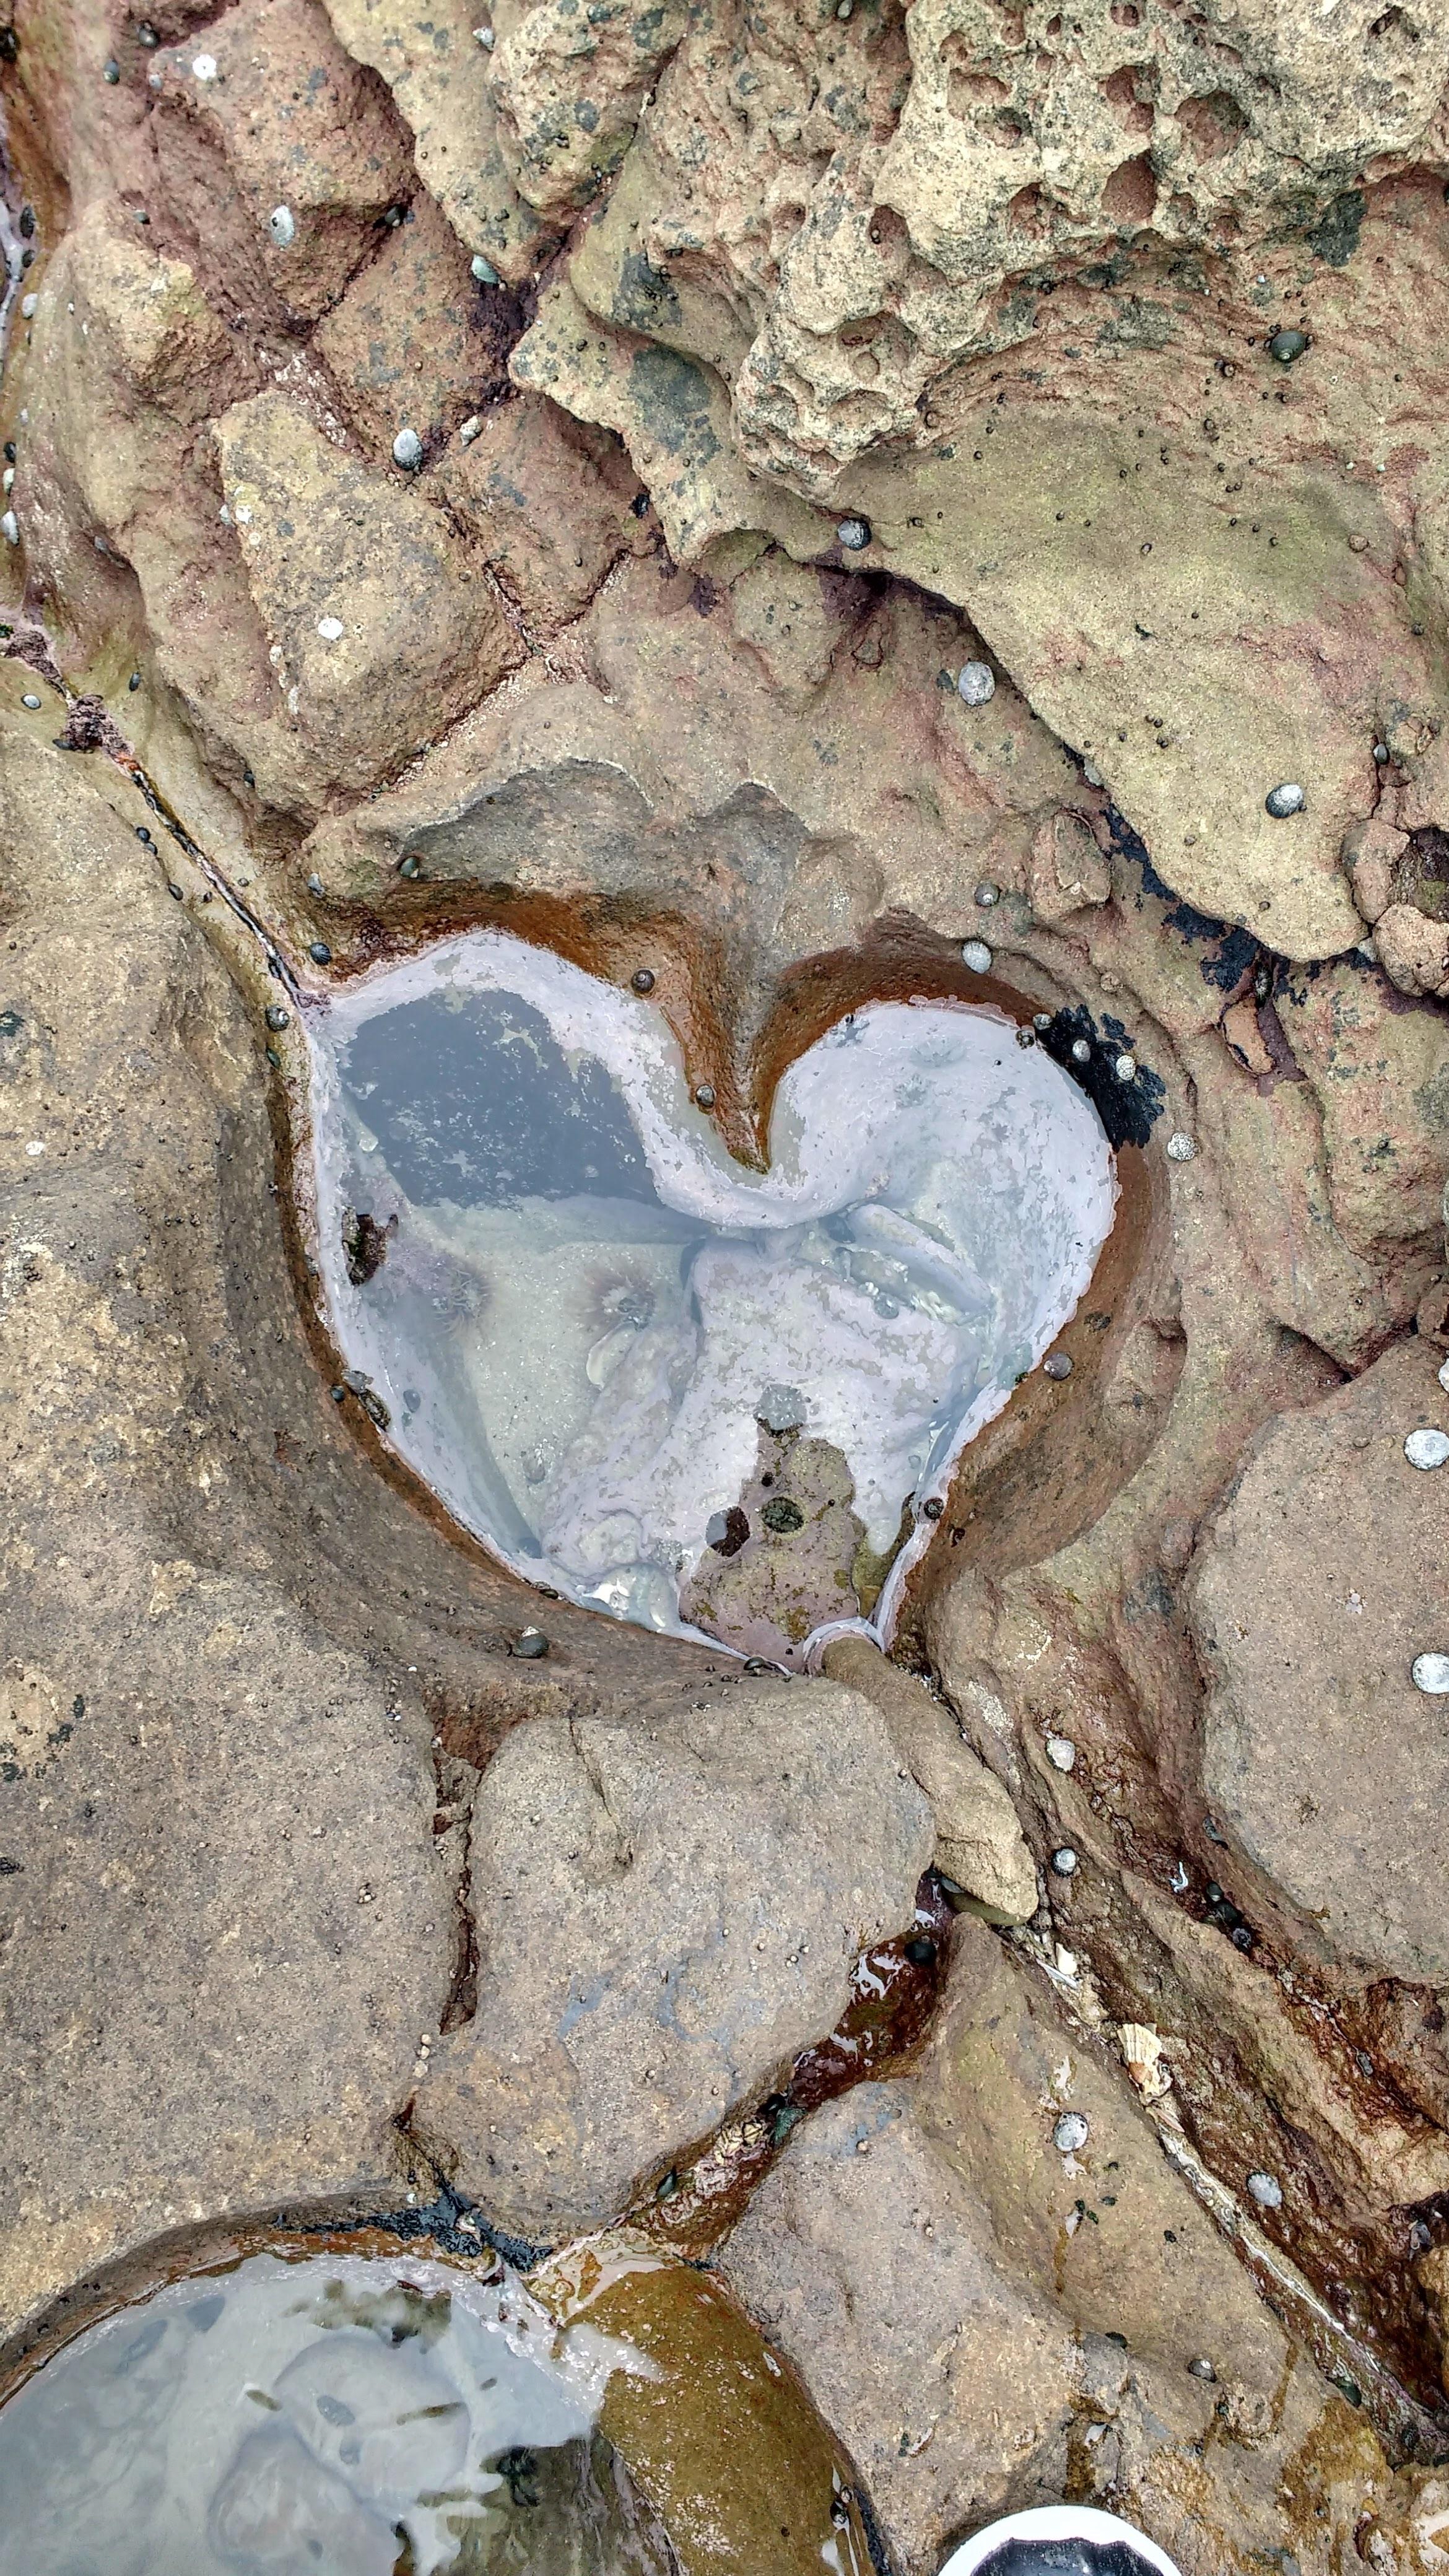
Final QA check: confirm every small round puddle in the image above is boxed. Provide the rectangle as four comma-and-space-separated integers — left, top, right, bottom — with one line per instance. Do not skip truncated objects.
302, 930, 1117, 1658
0, 2247, 671, 2572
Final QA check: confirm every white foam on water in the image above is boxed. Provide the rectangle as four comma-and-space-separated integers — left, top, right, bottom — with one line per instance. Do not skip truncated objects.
303, 929, 1118, 1655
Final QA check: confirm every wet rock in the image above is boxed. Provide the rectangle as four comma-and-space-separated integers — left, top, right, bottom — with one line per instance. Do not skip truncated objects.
723, 1921, 1387, 2576
820, 1637, 1037, 1923
1188, 1341, 1449, 1981
215, 391, 522, 794
411, 1680, 931, 2239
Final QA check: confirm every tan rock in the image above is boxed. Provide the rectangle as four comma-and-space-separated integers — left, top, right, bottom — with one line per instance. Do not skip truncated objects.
412, 1681, 932, 2240
822, 1636, 1038, 1924
154, 0, 414, 323
1130, 1875, 1449, 2216
1375, 901, 1449, 998
1222, 996, 1273, 1076
490, 0, 689, 219
1344, 818, 1410, 925
1027, 809, 1112, 923
1188, 1339, 1449, 1982
311, 191, 513, 459
434, 391, 638, 632
320, 0, 552, 282
215, 389, 522, 794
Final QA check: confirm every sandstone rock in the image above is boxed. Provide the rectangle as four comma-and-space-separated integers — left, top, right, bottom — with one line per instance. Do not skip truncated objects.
821, 1636, 1038, 1924
154, 0, 414, 324
1277, 960, 1449, 1277
1129, 1876, 1449, 2217
724, 1920, 1383, 2576
1345, 819, 1409, 926
311, 191, 514, 459
215, 390, 521, 794
564, 0, 1449, 490
1188, 1339, 1449, 1982
321, 0, 552, 283
410, 1679, 932, 2240
1027, 809, 1112, 925
434, 392, 639, 633
490, 0, 689, 220
1375, 902, 1449, 999
0, 715, 453, 2339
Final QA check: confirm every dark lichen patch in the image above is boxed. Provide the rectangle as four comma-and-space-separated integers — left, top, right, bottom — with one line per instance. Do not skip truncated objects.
1307, 190, 1365, 268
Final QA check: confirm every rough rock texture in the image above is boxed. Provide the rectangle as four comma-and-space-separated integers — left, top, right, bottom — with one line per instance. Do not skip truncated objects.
1188, 1339, 1449, 1986
411, 1680, 932, 2239
822, 1634, 1038, 1922
724, 1921, 1391, 2576
6, 0, 1449, 2536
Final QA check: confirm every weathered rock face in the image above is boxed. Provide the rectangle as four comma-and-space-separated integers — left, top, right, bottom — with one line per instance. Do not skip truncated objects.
1188, 1339, 1449, 1986
5, 0, 1449, 2545
724, 1921, 1390, 2576
411, 1680, 932, 2240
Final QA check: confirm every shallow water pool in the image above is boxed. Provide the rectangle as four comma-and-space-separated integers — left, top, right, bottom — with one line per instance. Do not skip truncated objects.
305, 934, 1117, 1655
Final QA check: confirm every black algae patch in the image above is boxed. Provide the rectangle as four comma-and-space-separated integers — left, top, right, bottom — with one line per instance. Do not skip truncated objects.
1038, 1006, 1167, 1150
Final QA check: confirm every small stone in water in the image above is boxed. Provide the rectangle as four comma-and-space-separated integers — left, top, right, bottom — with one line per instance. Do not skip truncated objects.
513, 1626, 549, 1658
961, 939, 993, 973
1166, 1132, 1196, 1162
1071, 1037, 1091, 1065
757, 1383, 806, 1432
957, 661, 996, 707
836, 515, 871, 550
921, 1495, 944, 1520
1051, 1845, 1079, 1876
1265, 782, 1305, 818
1246, 2169, 1283, 2209
1404, 1429, 1449, 1471
1043, 1351, 1073, 1380
974, 880, 1001, 907
1045, 1735, 1076, 1771
265, 1005, 290, 1032
1054, 2112, 1089, 2153
268, 204, 295, 249
1412, 1653, 1449, 1695
630, 967, 655, 993
392, 427, 424, 471
309, 941, 333, 965
1269, 329, 1308, 363
1114, 1053, 1137, 1082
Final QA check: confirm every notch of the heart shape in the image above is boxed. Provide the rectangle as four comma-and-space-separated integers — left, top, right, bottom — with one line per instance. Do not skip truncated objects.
298, 928, 1121, 1663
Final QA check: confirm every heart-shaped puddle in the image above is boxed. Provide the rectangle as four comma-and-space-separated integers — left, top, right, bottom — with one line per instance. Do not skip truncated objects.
303, 932, 1117, 1661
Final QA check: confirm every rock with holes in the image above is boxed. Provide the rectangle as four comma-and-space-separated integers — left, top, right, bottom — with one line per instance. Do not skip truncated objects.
1188, 1339, 1449, 1982
1375, 900, 1449, 998
410, 1681, 932, 2239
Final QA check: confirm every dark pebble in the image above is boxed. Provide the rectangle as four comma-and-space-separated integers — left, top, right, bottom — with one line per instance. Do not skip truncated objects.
399, 855, 422, 879
837, 515, 871, 550
630, 967, 655, 993
513, 1627, 549, 1659
742, 1657, 775, 1676
103, 56, 120, 79
921, 1496, 944, 1519
1269, 329, 1308, 364
694, 1083, 715, 1108
309, 941, 332, 964
264, 1004, 290, 1032
128, 669, 141, 690
331, 1385, 347, 1403
904, 1937, 937, 1965
134, 824, 152, 845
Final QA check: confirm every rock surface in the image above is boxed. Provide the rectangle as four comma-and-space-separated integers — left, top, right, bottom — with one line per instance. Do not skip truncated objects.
724, 1921, 1392, 2576
411, 1679, 933, 2240
1188, 1339, 1449, 1985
